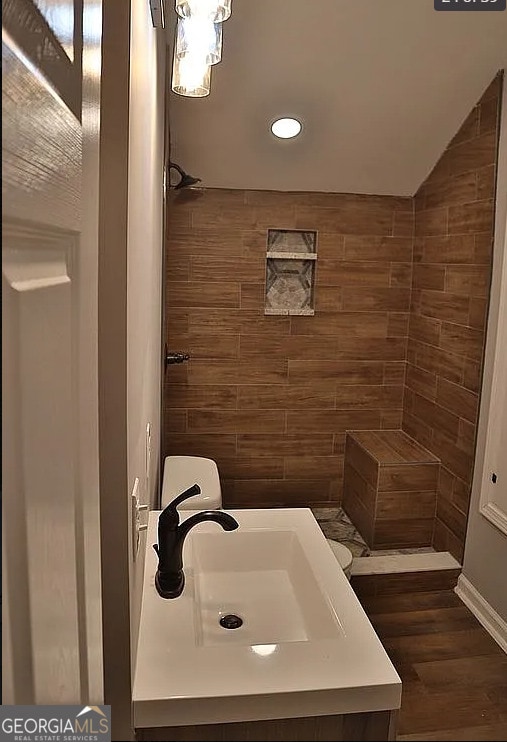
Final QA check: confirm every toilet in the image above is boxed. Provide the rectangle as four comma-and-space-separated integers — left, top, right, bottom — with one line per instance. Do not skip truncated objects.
161, 455, 353, 579
161, 455, 222, 510
326, 539, 353, 580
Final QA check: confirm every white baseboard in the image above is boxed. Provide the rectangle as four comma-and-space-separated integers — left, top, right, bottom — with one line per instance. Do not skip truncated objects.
455, 575, 507, 654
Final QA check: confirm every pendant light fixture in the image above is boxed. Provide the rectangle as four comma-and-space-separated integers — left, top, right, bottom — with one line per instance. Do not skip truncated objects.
175, 0, 232, 22
175, 16, 223, 66
172, 53, 211, 97
171, 0, 233, 98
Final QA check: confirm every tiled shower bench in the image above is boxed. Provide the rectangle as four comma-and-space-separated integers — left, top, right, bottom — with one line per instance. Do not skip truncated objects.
343, 430, 440, 550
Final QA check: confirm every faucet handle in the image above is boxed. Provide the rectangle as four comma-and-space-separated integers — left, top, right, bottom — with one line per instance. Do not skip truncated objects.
168, 483, 201, 511
158, 484, 201, 534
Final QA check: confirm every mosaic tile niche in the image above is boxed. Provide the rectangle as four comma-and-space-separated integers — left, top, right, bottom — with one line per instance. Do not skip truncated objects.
265, 229, 317, 315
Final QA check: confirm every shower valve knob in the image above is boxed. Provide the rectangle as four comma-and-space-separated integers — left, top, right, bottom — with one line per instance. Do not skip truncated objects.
165, 350, 190, 367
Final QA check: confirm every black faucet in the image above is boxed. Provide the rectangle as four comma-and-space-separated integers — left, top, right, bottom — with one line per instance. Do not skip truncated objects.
153, 484, 239, 599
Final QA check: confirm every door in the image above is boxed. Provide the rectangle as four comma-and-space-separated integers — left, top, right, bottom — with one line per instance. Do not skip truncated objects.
2, 0, 103, 704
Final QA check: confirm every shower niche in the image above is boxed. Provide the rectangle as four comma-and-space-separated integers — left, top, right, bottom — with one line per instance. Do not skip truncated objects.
264, 229, 317, 316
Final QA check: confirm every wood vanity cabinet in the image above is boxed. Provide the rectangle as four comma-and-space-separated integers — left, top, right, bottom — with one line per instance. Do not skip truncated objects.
136, 708, 398, 741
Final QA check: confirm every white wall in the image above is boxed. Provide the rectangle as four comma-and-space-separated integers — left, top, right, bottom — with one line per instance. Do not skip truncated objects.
127, 0, 166, 672
461, 74, 507, 624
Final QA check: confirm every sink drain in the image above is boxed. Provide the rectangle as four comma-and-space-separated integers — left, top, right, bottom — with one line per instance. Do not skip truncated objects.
219, 614, 243, 630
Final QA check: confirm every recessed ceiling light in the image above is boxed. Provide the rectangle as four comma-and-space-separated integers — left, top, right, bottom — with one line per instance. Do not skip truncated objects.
271, 117, 302, 139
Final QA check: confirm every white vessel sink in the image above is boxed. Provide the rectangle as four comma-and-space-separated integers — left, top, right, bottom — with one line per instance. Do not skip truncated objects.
133, 508, 401, 728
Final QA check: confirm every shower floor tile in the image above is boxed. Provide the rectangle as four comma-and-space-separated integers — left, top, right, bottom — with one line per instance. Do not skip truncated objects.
311, 507, 370, 557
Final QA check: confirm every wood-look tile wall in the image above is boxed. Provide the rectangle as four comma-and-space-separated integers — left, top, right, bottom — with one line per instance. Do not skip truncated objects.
164, 76, 501, 539
164, 190, 413, 507
403, 75, 502, 561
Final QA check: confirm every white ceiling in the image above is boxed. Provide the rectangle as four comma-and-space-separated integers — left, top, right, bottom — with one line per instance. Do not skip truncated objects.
167, 0, 507, 196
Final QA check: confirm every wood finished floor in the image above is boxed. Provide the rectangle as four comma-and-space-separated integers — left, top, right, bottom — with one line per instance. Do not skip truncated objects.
361, 589, 507, 741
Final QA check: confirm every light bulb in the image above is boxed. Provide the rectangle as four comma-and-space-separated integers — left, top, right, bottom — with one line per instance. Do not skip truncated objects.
175, 0, 232, 23
175, 16, 222, 66
172, 53, 211, 97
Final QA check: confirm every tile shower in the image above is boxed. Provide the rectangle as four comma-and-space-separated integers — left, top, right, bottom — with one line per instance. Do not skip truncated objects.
164, 75, 501, 563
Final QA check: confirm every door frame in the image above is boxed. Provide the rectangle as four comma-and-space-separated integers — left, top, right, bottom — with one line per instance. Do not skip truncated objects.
97, 0, 133, 739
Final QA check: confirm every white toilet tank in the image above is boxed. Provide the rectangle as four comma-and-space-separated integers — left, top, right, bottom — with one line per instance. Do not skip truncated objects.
161, 455, 222, 510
